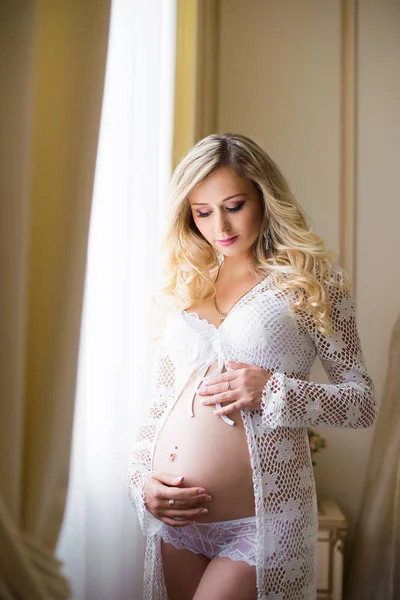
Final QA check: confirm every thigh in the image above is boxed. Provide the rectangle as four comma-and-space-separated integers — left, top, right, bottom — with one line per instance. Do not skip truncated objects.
193, 557, 257, 600
161, 539, 210, 600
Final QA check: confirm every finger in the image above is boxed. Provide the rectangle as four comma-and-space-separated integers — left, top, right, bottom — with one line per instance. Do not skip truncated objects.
201, 391, 240, 406
159, 485, 210, 501
199, 370, 237, 388
152, 472, 185, 486
166, 494, 211, 509
162, 517, 195, 527
166, 506, 209, 520
198, 381, 237, 396
226, 361, 249, 370
214, 400, 245, 416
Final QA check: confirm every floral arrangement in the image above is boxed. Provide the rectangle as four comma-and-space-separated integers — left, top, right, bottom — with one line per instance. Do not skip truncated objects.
307, 428, 327, 466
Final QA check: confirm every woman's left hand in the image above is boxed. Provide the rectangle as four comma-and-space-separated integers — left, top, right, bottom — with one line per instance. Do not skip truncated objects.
198, 361, 272, 417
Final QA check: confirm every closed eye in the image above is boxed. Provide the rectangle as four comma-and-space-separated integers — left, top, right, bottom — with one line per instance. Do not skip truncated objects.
197, 201, 245, 218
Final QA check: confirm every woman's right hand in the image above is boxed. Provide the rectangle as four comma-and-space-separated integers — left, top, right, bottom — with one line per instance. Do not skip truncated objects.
143, 472, 211, 527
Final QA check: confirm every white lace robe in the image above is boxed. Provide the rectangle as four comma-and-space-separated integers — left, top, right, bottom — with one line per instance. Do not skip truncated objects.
127, 269, 377, 600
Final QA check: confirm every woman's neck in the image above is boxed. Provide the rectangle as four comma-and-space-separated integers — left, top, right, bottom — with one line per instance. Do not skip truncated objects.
218, 255, 257, 280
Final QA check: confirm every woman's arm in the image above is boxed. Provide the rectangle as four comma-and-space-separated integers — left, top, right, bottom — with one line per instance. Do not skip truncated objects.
261, 274, 377, 429
127, 343, 175, 536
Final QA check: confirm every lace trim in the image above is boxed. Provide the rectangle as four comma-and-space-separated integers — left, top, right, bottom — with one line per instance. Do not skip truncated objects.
182, 271, 276, 331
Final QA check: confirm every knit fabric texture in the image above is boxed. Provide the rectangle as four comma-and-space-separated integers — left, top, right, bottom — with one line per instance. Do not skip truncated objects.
127, 267, 377, 599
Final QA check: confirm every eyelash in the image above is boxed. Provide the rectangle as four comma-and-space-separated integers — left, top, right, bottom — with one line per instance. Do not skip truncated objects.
197, 202, 245, 218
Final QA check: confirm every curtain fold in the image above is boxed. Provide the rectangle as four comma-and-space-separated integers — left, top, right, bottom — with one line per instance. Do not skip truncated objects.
0, 1, 111, 598
345, 312, 400, 599
56, 1, 177, 598
173, 0, 219, 168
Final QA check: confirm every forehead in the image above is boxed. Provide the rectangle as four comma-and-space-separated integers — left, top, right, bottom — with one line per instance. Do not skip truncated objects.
188, 167, 253, 205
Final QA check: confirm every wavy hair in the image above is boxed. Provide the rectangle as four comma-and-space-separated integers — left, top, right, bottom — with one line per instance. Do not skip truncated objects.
155, 133, 348, 334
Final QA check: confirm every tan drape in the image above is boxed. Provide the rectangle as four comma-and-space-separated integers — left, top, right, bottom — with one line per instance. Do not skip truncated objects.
345, 313, 400, 599
173, 0, 220, 169
0, 1, 110, 598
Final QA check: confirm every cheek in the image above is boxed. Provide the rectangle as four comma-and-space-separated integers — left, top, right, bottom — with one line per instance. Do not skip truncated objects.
193, 217, 211, 240
241, 211, 261, 235
248, 203, 264, 233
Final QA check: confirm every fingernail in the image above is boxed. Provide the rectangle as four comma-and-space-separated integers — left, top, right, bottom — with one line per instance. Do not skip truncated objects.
213, 410, 220, 415
176, 476, 184, 481
201, 508, 208, 514
197, 488, 205, 495
201, 399, 207, 405
205, 495, 212, 501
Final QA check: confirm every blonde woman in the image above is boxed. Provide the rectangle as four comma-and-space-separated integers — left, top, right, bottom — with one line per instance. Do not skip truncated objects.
127, 133, 377, 600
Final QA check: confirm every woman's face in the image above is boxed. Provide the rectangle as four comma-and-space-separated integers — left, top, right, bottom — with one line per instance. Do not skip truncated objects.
188, 167, 264, 257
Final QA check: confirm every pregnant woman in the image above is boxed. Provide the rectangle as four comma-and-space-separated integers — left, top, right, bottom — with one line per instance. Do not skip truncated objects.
127, 133, 377, 600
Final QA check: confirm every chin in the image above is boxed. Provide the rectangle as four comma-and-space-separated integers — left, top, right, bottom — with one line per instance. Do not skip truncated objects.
215, 244, 252, 257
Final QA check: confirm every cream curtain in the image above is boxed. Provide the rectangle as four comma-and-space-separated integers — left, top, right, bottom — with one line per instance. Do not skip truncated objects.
345, 313, 400, 599
0, 1, 110, 598
55, 2, 177, 598
173, 0, 220, 168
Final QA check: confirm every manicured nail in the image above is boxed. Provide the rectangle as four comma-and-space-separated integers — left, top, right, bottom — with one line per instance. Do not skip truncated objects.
214, 410, 221, 415
201, 399, 207, 405
205, 496, 212, 501
197, 488, 205, 495
201, 508, 208, 514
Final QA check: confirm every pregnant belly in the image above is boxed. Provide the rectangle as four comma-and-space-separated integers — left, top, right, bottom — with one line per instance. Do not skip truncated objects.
152, 364, 255, 523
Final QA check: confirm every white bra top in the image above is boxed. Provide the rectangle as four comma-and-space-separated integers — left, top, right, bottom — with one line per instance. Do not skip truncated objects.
180, 310, 236, 426
162, 271, 302, 426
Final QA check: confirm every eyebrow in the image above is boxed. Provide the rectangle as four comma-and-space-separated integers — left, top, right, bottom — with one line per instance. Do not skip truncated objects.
191, 193, 247, 206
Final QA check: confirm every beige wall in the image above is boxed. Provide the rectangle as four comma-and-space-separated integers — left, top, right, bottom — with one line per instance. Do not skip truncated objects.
217, 0, 400, 568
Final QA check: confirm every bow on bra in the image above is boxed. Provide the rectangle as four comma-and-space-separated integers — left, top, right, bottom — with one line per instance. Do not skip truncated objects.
188, 336, 235, 427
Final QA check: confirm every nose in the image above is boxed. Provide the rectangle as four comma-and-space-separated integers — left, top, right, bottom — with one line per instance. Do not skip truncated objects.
215, 209, 231, 237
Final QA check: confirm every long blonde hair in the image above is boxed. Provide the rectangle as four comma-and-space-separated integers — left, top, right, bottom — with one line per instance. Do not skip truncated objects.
155, 133, 348, 334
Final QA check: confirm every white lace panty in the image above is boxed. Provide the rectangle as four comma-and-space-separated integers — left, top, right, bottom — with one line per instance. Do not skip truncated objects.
160, 515, 257, 566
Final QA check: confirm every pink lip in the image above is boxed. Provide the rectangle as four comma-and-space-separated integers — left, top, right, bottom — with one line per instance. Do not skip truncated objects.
216, 235, 239, 247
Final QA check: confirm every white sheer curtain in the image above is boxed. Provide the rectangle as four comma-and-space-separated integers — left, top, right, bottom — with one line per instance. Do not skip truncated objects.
56, 2, 177, 599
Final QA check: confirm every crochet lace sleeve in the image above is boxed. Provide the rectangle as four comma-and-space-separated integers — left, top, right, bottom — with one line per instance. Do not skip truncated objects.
127, 342, 175, 536
261, 276, 377, 429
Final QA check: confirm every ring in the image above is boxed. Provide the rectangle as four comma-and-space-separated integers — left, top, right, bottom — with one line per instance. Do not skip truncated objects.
227, 381, 231, 391
168, 499, 175, 505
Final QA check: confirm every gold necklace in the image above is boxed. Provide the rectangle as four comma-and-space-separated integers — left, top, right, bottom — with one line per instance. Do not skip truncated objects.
213, 263, 265, 323
213, 263, 228, 322
213, 295, 229, 322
